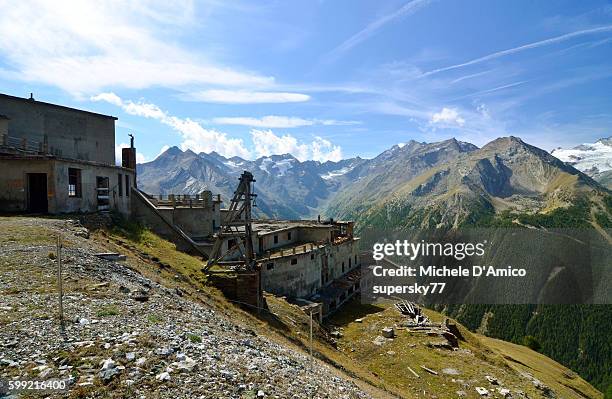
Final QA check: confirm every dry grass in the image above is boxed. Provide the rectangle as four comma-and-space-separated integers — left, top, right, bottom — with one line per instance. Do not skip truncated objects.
480, 335, 603, 399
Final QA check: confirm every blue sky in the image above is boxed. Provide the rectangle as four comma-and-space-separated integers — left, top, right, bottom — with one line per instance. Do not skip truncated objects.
1, 0, 611, 163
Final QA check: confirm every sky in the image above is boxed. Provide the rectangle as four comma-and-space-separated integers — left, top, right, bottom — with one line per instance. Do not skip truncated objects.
1, 0, 611, 163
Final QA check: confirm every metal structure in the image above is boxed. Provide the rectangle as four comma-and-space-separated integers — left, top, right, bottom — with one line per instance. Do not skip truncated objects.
204, 171, 258, 272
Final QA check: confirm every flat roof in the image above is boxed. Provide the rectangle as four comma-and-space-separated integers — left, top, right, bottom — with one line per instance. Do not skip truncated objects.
252, 219, 333, 234
0, 93, 118, 120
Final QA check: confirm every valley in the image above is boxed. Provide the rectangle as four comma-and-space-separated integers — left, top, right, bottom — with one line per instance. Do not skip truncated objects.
136, 135, 612, 396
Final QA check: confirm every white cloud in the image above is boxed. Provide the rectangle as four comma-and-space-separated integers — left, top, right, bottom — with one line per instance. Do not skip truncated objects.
430, 107, 465, 127
94, 93, 251, 159
251, 130, 343, 162
184, 90, 310, 104
213, 116, 313, 128
212, 115, 361, 128
95, 93, 344, 162
0, 1, 272, 94
115, 143, 146, 165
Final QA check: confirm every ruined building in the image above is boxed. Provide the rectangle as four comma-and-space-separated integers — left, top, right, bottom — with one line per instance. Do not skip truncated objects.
0, 93, 360, 318
0, 93, 135, 215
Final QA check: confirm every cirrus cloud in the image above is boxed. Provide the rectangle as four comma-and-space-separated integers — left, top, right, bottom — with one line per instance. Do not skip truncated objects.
212, 115, 361, 128
183, 90, 310, 104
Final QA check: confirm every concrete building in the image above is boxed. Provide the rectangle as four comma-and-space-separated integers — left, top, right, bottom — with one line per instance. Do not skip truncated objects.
215, 219, 361, 316
0, 93, 135, 215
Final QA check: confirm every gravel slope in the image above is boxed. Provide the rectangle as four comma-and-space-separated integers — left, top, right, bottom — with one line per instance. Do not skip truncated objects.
0, 217, 371, 398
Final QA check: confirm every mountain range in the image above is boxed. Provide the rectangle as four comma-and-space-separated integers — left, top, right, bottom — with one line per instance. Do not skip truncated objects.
138, 136, 611, 229
137, 145, 365, 219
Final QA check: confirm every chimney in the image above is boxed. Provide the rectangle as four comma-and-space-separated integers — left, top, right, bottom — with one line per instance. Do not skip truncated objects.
122, 134, 137, 187
28, 93, 35, 101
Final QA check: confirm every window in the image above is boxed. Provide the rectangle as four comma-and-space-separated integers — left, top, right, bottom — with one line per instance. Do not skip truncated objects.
349, 258, 352, 268
290, 258, 298, 265
118, 174, 123, 197
68, 168, 81, 197
342, 262, 345, 272
273, 235, 278, 244
266, 262, 274, 270
125, 174, 130, 197
310, 253, 314, 260
212, 220, 216, 230
355, 255, 358, 264
287, 231, 292, 240
228, 238, 237, 250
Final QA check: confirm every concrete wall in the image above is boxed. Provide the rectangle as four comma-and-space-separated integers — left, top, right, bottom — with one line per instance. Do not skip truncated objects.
261, 250, 322, 298
156, 207, 219, 238
297, 226, 333, 243
0, 157, 133, 215
0, 158, 55, 212
260, 238, 360, 299
130, 189, 205, 256
326, 239, 360, 281
53, 160, 133, 215
258, 227, 299, 253
0, 94, 116, 165
0, 118, 8, 136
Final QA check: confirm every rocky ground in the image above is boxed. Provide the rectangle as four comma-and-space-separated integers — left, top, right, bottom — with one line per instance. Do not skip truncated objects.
0, 217, 371, 398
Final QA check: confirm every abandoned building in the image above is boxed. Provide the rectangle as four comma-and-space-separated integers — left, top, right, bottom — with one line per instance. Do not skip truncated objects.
0, 93, 135, 215
203, 172, 361, 318
135, 174, 362, 317
0, 93, 361, 319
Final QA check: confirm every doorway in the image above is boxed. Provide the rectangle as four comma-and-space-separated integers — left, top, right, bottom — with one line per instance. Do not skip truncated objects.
27, 173, 48, 213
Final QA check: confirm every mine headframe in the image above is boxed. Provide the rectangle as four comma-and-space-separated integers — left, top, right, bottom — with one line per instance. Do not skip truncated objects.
203, 171, 258, 272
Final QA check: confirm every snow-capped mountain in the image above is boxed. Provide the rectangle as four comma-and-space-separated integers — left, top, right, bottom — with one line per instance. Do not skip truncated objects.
552, 137, 612, 174
137, 147, 366, 219
551, 137, 612, 189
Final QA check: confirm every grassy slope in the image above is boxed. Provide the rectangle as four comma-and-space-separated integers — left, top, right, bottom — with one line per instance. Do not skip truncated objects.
103, 219, 604, 399
480, 335, 602, 399
4, 216, 391, 398
3, 216, 602, 398
328, 300, 602, 399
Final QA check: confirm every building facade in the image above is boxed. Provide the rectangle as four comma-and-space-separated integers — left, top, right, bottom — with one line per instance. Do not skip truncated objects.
0, 93, 135, 215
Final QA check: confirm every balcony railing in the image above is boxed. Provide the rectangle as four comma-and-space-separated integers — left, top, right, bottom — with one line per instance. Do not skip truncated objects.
1, 134, 48, 154
144, 193, 222, 208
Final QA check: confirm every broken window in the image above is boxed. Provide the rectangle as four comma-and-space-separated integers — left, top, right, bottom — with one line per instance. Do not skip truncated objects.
68, 168, 81, 197
125, 174, 130, 197
290, 258, 298, 265
228, 238, 237, 250
266, 262, 274, 270
118, 174, 123, 197
349, 258, 352, 268
310, 253, 314, 260
273, 235, 278, 244
342, 262, 345, 273
287, 231, 292, 240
